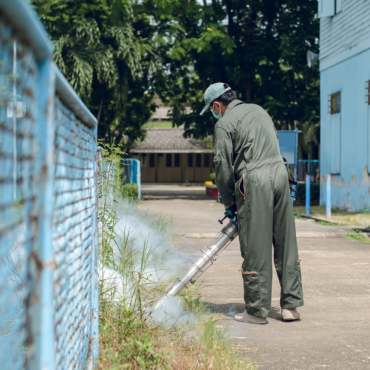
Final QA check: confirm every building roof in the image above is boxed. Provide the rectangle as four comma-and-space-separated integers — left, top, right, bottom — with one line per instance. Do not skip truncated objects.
150, 106, 191, 121
130, 128, 214, 153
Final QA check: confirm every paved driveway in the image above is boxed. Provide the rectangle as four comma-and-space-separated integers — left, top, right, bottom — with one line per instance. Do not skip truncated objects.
142, 185, 370, 369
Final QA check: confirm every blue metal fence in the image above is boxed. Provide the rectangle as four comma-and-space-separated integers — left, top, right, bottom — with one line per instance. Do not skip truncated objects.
0, 0, 99, 369
297, 159, 320, 182
122, 158, 142, 199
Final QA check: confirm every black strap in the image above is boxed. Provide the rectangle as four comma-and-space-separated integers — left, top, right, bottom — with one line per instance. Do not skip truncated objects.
282, 157, 298, 200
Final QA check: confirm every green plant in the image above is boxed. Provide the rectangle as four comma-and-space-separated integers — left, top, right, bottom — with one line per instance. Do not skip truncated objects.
209, 172, 216, 184
295, 183, 320, 204
346, 230, 370, 244
97, 140, 255, 369
316, 220, 346, 226
121, 183, 139, 200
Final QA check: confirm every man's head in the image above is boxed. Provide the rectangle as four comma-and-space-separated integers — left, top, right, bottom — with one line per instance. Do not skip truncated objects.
200, 83, 237, 117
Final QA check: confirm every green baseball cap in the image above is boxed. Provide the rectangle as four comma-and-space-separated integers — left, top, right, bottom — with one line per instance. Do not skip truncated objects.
200, 83, 231, 116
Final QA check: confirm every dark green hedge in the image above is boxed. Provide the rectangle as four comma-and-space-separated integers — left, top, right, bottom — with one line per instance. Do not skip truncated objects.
295, 183, 320, 204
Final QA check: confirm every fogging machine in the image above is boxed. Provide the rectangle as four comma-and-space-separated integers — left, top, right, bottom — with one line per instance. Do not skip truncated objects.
153, 209, 238, 311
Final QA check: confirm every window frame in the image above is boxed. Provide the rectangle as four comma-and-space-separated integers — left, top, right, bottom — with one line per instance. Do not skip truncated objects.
141, 154, 147, 168
174, 153, 180, 167
196, 153, 202, 168
166, 153, 172, 167
149, 153, 155, 167
188, 153, 193, 167
330, 92, 341, 114
157, 153, 164, 168
204, 154, 210, 168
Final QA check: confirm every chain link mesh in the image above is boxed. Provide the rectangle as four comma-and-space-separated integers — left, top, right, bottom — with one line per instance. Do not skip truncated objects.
53, 97, 96, 369
0, 19, 38, 369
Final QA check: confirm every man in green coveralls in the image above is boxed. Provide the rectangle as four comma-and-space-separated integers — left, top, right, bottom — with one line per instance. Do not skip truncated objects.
200, 83, 304, 324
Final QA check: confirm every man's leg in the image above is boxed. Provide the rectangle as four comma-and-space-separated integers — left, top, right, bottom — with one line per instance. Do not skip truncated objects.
272, 165, 304, 310
236, 168, 274, 318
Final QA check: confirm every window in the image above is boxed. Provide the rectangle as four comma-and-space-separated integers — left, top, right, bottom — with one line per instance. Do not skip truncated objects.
204, 154, 210, 168
149, 154, 155, 167
196, 154, 202, 168
318, 0, 341, 18
141, 154, 147, 167
158, 153, 164, 167
329, 92, 341, 174
335, 0, 342, 14
330, 92, 341, 114
188, 154, 193, 167
166, 153, 172, 167
174, 153, 180, 167
132, 154, 139, 160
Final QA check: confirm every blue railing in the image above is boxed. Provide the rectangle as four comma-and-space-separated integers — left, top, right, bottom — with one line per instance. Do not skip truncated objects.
0, 0, 99, 369
297, 159, 320, 182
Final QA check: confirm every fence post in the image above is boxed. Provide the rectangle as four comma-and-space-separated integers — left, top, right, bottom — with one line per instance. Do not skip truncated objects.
31, 59, 56, 370
89, 126, 99, 369
305, 174, 311, 214
326, 174, 331, 217
137, 160, 141, 200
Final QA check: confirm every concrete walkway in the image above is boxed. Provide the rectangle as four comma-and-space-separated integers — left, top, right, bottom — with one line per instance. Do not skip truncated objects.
142, 185, 370, 369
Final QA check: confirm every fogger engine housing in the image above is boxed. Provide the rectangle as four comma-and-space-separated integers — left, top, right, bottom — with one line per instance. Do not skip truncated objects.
153, 214, 238, 311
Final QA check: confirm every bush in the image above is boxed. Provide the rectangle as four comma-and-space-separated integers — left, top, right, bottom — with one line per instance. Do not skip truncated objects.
209, 172, 216, 184
295, 183, 320, 204
121, 183, 139, 199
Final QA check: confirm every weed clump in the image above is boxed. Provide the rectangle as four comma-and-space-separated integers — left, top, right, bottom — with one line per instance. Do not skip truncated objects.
346, 230, 370, 244
97, 141, 255, 369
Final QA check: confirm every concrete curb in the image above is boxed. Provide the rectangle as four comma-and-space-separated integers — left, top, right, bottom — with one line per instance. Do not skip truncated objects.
300, 214, 340, 224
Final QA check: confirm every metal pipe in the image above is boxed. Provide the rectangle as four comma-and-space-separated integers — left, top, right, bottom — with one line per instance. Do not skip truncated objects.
153, 221, 238, 311
53, 65, 97, 128
305, 174, 311, 215
326, 174, 331, 217
0, 0, 53, 62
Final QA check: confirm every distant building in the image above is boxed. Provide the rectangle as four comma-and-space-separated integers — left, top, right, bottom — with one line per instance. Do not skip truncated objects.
129, 128, 215, 183
319, 0, 370, 210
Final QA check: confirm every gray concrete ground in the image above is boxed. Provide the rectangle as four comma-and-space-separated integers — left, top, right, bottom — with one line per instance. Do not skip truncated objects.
142, 185, 370, 369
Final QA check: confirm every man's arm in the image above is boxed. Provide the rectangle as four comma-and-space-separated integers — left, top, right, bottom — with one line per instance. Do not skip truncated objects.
213, 126, 235, 209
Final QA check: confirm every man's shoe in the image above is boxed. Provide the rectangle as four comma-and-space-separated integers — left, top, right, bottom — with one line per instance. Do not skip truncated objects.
235, 310, 267, 324
281, 308, 300, 321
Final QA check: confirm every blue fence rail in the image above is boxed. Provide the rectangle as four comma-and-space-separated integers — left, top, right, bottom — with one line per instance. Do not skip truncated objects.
0, 0, 99, 369
297, 159, 320, 182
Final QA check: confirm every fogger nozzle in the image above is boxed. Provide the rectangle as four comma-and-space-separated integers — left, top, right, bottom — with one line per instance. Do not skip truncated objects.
153, 220, 238, 311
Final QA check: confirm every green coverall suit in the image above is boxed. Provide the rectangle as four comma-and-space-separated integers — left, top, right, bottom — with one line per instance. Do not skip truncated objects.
213, 99, 304, 318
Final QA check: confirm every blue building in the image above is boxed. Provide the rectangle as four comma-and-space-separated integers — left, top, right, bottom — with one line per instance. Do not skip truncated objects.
319, 0, 370, 211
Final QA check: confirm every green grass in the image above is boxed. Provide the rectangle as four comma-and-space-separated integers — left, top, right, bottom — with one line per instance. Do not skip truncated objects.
315, 220, 347, 226
98, 152, 255, 369
143, 121, 173, 129
294, 205, 370, 227
346, 230, 370, 244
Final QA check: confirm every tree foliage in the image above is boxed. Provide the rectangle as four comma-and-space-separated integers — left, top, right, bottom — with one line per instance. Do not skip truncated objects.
32, 0, 158, 148
33, 0, 320, 158
140, 0, 320, 158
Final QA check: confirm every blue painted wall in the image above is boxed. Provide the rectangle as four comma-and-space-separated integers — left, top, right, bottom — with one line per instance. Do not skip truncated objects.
320, 48, 370, 211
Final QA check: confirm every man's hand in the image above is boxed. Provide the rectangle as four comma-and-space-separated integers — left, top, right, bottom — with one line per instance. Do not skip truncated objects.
227, 203, 237, 215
